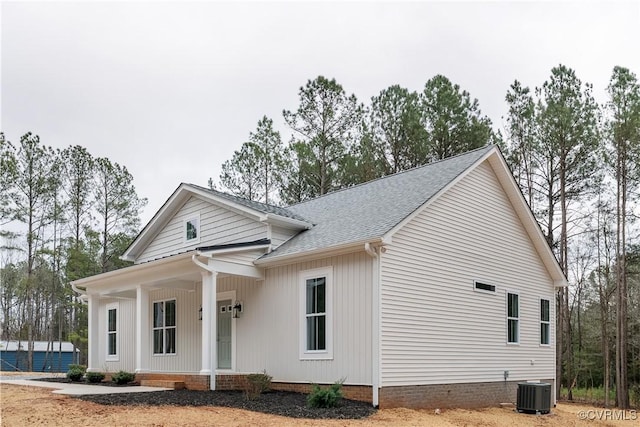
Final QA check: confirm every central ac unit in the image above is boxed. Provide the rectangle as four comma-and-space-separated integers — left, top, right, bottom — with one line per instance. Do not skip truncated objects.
516, 382, 551, 414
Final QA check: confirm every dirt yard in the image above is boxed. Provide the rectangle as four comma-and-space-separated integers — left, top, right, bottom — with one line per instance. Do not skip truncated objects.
1, 381, 638, 426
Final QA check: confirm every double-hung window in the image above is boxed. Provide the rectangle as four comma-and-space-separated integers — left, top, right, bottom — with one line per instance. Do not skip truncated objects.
106, 303, 118, 360
507, 292, 519, 344
153, 299, 176, 355
540, 298, 550, 345
299, 267, 333, 360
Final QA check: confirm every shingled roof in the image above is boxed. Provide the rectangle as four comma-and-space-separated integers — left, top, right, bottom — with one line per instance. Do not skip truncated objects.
260, 145, 495, 260
190, 184, 308, 223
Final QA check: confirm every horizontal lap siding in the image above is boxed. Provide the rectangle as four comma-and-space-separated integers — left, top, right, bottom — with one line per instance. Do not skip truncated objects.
214, 249, 266, 265
137, 197, 267, 263
226, 253, 372, 385
271, 226, 298, 248
381, 161, 555, 387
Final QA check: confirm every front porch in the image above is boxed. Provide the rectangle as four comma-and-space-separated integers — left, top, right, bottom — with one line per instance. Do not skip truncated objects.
83, 246, 266, 391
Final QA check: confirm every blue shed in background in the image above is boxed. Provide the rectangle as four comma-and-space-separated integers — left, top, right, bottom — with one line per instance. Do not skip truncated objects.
0, 341, 79, 373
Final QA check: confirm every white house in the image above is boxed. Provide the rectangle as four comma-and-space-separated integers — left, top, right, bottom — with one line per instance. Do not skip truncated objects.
72, 145, 566, 408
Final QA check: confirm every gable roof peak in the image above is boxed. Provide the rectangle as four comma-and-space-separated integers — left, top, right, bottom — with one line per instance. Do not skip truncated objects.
288, 145, 497, 209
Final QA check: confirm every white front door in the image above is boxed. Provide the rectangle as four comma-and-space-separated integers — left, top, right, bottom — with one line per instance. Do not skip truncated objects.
217, 299, 232, 369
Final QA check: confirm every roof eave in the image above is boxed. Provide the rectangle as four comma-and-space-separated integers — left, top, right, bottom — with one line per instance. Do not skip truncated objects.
255, 237, 384, 267
263, 213, 313, 230
122, 184, 274, 262
72, 251, 197, 290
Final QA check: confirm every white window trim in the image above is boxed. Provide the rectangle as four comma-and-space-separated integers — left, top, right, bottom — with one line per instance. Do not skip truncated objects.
506, 291, 520, 345
183, 214, 201, 245
299, 266, 333, 360
152, 298, 177, 356
106, 302, 119, 361
540, 297, 551, 346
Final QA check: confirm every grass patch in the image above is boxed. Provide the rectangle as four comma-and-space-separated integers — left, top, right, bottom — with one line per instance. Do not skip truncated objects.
560, 386, 639, 408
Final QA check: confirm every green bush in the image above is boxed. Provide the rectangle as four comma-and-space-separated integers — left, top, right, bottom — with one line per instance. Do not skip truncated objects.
67, 364, 87, 373
245, 371, 272, 400
306, 380, 344, 408
66, 368, 84, 382
112, 370, 135, 385
86, 372, 105, 383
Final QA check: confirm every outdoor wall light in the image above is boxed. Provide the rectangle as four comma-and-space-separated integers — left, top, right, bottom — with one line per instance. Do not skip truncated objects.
233, 302, 243, 318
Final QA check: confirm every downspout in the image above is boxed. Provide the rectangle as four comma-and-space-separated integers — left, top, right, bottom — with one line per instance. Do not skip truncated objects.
70, 283, 88, 304
364, 243, 380, 407
191, 254, 214, 272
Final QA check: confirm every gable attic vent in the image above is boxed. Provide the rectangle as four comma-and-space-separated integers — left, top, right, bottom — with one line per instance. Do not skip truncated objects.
474, 281, 496, 293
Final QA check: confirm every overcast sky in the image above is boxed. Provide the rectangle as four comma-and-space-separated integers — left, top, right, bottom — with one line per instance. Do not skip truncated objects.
2, 1, 639, 225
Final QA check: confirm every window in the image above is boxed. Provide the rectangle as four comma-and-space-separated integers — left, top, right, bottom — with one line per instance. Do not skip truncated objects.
540, 299, 550, 345
106, 303, 118, 360
507, 292, 519, 344
299, 267, 333, 360
306, 277, 326, 351
474, 281, 496, 293
184, 215, 200, 244
153, 299, 176, 355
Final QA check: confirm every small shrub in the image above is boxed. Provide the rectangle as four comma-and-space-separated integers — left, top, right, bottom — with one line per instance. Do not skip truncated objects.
112, 370, 135, 385
68, 364, 87, 373
66, 368, 84, 382
307, 380, 344, 408
245, 370, 272, 400
86, 372, 105, 383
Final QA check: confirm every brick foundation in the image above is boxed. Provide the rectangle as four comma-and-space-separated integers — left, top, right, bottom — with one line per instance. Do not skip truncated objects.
131, 373, 373, 402
269, 382, 372, 403
378, 379, 555, 409
132, 373, 545, 409
134, 373, 209, 391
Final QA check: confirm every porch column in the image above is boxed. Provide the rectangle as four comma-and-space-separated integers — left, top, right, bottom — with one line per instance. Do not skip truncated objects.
135, 285, 149, 373
87, 294, 100, 372
200, 269, 218, 390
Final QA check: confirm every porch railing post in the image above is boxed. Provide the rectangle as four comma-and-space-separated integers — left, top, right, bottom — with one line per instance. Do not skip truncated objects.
135, 285, 149, 373
87, 294, 99, 372
200, 269, 218, 390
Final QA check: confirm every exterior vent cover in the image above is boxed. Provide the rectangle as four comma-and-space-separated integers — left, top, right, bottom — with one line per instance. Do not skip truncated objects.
517, 382, 551, 414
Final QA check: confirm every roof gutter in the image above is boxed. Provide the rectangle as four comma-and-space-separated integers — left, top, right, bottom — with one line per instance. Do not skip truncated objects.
262, 213, 313, 230
255, 237, 387, 267
71, 251, 197, 288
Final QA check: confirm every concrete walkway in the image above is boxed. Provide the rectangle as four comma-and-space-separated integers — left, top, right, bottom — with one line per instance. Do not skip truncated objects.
0, 376, 170, 395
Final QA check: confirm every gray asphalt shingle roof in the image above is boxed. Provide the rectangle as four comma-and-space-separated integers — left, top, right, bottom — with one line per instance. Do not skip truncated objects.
261, 145, 494, 260
190, 184, 309, 223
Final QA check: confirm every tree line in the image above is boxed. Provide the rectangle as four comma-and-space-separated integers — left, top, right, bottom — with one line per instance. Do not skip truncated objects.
0, 134, 146, 369
212, 74, 500, 205
215, 66, 640, 408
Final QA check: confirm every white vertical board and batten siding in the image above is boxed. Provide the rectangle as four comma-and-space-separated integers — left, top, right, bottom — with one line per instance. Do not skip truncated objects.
147, 287, 202, 373
137, 196, 268, 264
218, 253, 373, 385
98, 298, 136, 372
216, 276, 265, 371
380, 161, 555, 387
